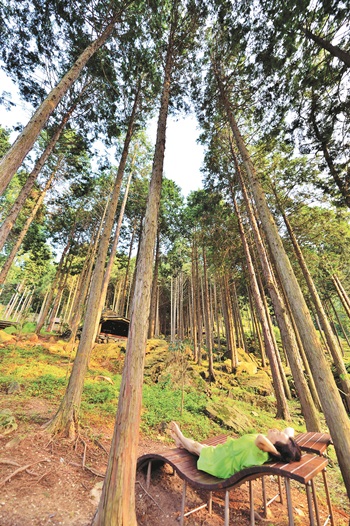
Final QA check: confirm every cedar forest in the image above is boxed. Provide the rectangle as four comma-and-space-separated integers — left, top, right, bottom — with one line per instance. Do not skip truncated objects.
0, 0, 350, 524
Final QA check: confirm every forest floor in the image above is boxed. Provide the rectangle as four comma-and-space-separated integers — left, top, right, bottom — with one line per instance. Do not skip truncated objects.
0, 333, 349, 526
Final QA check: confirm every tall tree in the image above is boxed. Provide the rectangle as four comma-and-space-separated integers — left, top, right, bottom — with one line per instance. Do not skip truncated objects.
93, 2, 207, 523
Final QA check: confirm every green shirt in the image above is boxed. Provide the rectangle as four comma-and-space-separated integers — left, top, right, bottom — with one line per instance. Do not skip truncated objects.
197, 434, 270, 479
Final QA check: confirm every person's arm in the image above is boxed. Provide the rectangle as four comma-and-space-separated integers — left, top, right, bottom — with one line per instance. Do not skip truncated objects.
255, 434, 279, 456
283, 427, 295, 438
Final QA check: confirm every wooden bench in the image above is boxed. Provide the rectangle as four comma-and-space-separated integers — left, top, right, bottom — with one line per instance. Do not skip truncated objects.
137, 433, 334, 526
295, 432, 332, 456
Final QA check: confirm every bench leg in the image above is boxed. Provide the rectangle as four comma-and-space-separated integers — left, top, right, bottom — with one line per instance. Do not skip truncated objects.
249, 481, 255, 526
322, 468, 335, 526
311, 479, 321, 525
208, 491, 212, 515
146, 460, 152, 490
306, 481, 316, 526
224, 490, 230, 526
262, 477, 267, 516
278, 476, 284, 504
284, 477, 294, 526
180, 480, 187, 526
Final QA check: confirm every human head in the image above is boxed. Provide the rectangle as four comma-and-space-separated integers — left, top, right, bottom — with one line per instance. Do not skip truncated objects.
273, 438, 302, 463
266, 429, 301, 463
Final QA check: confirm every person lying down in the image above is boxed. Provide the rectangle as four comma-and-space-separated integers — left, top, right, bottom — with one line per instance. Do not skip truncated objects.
170, 422, 302, 479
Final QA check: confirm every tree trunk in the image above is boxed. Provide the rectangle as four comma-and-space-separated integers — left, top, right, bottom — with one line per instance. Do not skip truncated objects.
202, 247, 216, 381
0, 15, 119, 195
92, 27, 174, 526
329, 297, 350, 347
0, 102, 78, 250
302, 26, 350, 67
44, 86, 140, 438
35, 236, 71, 334
148, 231, 160, 339
233, 196, 290, 420
0, 156, 63, 285
217, 70, 350, 497
68, 201, 109, 342
191, 241, 198, 360
332, 274, 350, 319
221, 274, 238, 368
119, 225, 136, 316
99, 150, 136, 318
233, 162, 320, 429
279, 205, 350, 411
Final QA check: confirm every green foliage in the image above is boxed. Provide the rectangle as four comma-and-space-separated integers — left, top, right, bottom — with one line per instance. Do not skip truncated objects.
26, 374, 66, 398
82, 382, 117, 405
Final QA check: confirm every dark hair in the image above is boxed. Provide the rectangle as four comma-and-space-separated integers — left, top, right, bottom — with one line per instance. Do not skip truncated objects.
272, 438, 302, 463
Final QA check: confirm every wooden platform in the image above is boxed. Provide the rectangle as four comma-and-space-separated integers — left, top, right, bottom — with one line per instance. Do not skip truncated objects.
137, 432, 334, 526
0, 320, 18, 330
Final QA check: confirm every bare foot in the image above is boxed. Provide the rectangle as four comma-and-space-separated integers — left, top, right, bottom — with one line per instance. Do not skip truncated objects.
169, 421, 183, 448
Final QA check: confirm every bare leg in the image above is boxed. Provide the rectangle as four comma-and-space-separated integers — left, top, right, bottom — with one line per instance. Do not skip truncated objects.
170, 422, 206, 456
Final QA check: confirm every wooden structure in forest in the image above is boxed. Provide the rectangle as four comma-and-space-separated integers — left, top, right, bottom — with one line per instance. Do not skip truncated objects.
97, 310, 130, 342
0, 319, 18, 330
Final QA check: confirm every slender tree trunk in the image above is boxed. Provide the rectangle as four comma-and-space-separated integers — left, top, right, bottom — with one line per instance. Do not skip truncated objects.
0, 156, 63, 285
232, 283, 247, 352
233, 161, 320, 429
0, 102, 78, 250
0, 15, 120, 195
120, 226, 135, 316
332, 274, 350, 319
221, 274, 238, 368
47, 258, 72, 332
329, 297, 350, 347
279, 205, 350, 411
191, 241, 198, 360
148, 231, 160, 339
233, 195, 290, 420
68, 202, 109, 342
44, 87, 140, 438
194, 239, 203, 365
99, 153, 136, 319
302, 26, 350, 67
217, 69, 350, 496
202, 247, 216, 381
35, 237, 71, 334
248, 284, 266, 366
92, 27, 175, 525
213, 278, 221, 353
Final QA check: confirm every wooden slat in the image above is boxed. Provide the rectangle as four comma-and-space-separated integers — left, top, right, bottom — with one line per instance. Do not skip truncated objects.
295, 432, 332, 455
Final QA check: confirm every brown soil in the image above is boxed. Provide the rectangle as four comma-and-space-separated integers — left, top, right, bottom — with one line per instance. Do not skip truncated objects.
0, 398, 349, 526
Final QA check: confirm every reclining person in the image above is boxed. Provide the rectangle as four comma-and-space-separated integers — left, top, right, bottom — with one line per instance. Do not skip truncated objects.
170, 422, 302, 479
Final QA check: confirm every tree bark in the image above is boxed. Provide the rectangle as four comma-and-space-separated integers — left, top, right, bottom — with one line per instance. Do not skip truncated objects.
232, 157, 321, 429
44, 86, 139, 438
279, 204, 350, 411
302, 26, 350, 67
92, 25, 174, 526
217, 69, 350, 497
0, 156, 63, 285
0, 15, 119, 195
233, 195, 290, 420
